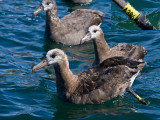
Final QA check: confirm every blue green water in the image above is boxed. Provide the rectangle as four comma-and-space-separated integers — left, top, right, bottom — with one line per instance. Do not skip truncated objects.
0, 0, 160, 120
112, 0, 160, 30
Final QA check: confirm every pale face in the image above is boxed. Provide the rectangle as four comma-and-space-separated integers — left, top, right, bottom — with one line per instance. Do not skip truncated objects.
81, 25, 103, 44
46, 49, 64, 65
32, 49, 66, 72
42, 0, 54, 11
33, 0, 55, 16
88, 25, 102, 39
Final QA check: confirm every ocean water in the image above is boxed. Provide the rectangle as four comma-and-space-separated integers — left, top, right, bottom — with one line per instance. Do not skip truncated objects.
0, 0, 160, 120
111, 0, 160, 30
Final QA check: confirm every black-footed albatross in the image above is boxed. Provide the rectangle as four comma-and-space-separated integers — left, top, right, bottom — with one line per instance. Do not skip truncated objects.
81, 25, 147, 65
32, 48, 146, 104
33, 0, 105, 45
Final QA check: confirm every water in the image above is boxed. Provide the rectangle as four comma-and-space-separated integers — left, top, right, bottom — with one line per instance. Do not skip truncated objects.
0, 0, 160, 120
111, 0, 160, 30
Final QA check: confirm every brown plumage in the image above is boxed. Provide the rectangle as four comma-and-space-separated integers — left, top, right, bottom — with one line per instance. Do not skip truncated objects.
33, 0, 105, 45
81, 25, 147, 65
32, 49, 146, 104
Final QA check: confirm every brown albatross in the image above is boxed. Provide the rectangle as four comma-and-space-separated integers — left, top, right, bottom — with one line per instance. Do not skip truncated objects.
81, 25, 147, 65
32, 48, 146, 104
33, 0, 105, 45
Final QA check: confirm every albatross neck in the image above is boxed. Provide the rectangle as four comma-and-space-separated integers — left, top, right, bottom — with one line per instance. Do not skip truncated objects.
93, 34, 110, 64
54, 58, 78, 99
46, 1, 60, 26
45, 1, 61, 37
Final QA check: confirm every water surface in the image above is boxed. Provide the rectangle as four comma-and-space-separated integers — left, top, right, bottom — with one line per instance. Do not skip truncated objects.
111, 0, 160, 30
0, 0, 160, 120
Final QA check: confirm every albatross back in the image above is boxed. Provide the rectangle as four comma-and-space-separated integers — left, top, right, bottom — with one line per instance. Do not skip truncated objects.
68, 57, 146, 104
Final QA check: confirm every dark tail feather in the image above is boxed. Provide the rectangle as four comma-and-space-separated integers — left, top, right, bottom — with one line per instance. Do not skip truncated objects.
99, 16, 110, 22
103, 17, 110, 19
102, 17, 110, 21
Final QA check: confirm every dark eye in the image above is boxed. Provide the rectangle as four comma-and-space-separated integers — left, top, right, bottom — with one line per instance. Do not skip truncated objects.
51, 54, 56, 58
46, 2, 51, 5
93, 30, 97, 33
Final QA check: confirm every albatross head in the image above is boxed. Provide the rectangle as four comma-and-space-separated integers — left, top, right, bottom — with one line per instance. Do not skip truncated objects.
32, 48, 67, 72
33, 0, 55, 16
80, 25, 103, 44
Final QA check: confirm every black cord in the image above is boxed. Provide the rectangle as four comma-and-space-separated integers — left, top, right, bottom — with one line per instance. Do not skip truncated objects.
134, 14, 157, 30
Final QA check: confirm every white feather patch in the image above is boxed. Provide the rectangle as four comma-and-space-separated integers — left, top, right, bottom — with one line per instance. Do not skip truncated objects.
129, 71, 140, 87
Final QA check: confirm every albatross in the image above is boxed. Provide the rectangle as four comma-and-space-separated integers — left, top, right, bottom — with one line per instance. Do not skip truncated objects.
32, 48, 146, 104
81, 25, 147, 65
33, 0, 106, 45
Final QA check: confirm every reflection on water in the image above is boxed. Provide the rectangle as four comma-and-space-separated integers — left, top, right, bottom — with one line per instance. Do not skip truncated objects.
52, 95, 136, 119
